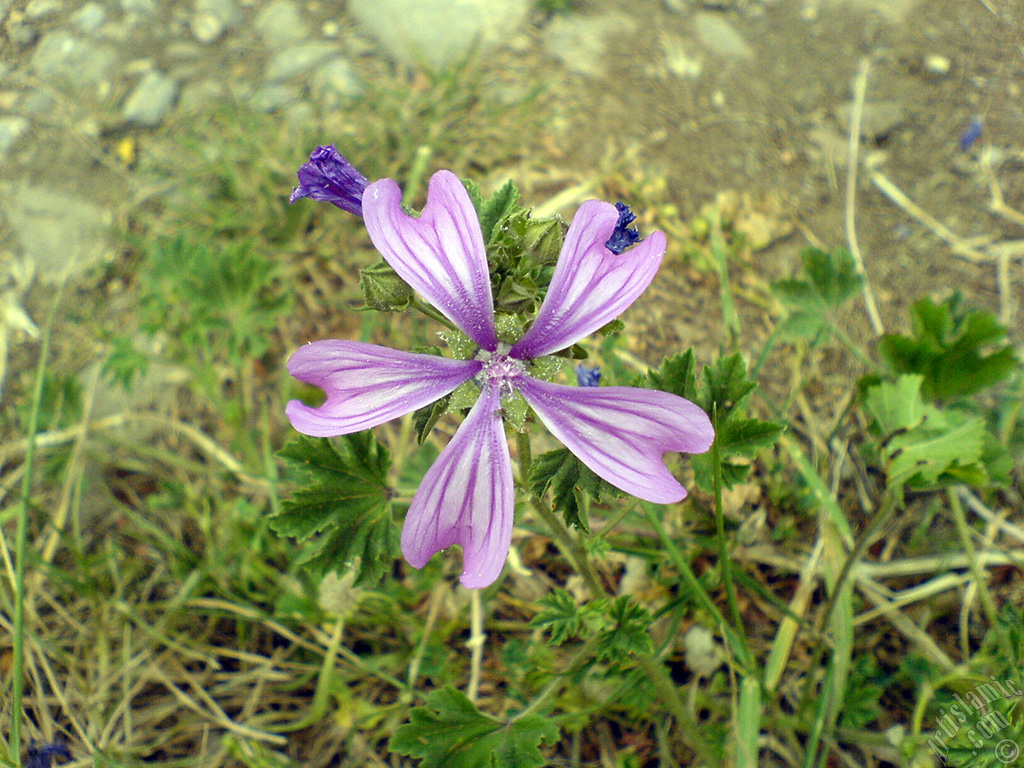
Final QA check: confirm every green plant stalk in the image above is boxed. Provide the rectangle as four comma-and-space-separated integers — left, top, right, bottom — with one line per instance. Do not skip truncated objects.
634, 654, 717, 764
947, 487, 1011, 662
9, 299, 57, 765
712, 406, 747, 645
641, 504, 753, 671
711, 220, 741, 348
798, 487, 898, 768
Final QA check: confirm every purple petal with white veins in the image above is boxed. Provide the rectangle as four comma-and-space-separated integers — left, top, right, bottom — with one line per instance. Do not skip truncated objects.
362, 171, 499, 351
517, 377, 713, 504
286, 340, 480, 437
289, 145, 369, 216
511, 200, 667, 360
401, 384, 514, 589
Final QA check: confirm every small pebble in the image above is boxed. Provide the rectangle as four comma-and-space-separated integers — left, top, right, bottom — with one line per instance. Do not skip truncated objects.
923, 54, 951, 76
191, 11, 224, 44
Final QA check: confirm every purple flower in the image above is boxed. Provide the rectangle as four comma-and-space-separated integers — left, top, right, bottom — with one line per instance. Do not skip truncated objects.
290, 145, 369, 216
575, 364, 602, 388
286, 170, 714, 588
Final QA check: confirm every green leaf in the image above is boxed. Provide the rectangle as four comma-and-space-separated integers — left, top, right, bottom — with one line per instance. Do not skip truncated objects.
530, 448, 620, 531
644, 350, 699, 401
771, 247, 862, 342
529, 588, 582, 645
391, 687, 560, 768
595, 596, 654, 662
863, 375, 988, 488
878, 294, 1018, 401
480, 179, 521, 244
700, 353, 758, 417
274, 434, 394, 585
716, 417, 786, 458
359, 259, 413, 311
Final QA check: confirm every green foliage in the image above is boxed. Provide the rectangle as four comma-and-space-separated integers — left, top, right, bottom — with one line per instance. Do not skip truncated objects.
771, 247, 863, 343
274, 434, 395, 585
102, 336, 150, 391
531, 591, 652, 662
863, 375, 992, 488
139, 234, 290, 366
472, 178, 567, 315
595, 596, 654, 662
529, 588, 583, 645
838, 655, 886, 729
878, 293, 1018, 401
530, 448, 620, 531
478, 179, 521, 244
645, 352, 784, 491
21, 370, 82, 432
391, 687, 559, 768
360, 259, 413, 311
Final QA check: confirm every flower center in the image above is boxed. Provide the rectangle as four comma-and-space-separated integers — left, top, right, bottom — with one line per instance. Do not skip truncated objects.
475, 343, 526, 397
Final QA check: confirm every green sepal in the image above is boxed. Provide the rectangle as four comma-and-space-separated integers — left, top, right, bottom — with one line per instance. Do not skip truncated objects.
413, 395, 451, 445
359, 259, 413, 311
479, 179, 521, 244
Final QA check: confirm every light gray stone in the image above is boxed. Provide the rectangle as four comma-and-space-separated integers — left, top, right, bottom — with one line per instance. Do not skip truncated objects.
693, 13, 754, 60
190, 12, 224, 44
265, 42, 340, 82
0, 117, 29, 157
3, 185, 111, 283
542, 13, 634, 77
255, 0, 308, 47
349, 0, 530, 71
71, 2, 107, 32
312, 58, 361, 100
122, 71, 178, 126
25, 0, 61, 19
253, 84, 299, 112
120, 0, 155, 12
31, 31, 117, 87
195, 0, 242, 29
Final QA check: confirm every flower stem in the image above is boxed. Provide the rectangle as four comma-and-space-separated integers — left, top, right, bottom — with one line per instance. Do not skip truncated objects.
467, 588, 486, 701
712, 406, 747, 645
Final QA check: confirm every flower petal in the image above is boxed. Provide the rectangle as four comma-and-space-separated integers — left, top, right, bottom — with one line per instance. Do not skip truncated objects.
517, 377, 713, 504
286, 340, 480, 437
511, 200, 667, 360
362, 171, 499, 351
401, 385, 514, 589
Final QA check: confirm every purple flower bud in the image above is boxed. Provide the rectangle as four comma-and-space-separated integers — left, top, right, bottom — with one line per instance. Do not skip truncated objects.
574, 364, 602, 387
604, 202, 641, 254
290, 145, 369, 216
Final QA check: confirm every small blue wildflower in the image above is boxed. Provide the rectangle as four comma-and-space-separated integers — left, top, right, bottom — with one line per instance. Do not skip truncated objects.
290, 145, 369, 216
26, 741, 71, 768
604, 202, 641, 255
575, 364, 602, 387
959, 116, 983, 152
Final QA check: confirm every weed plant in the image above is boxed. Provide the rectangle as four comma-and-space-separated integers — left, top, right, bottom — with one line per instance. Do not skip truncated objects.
1, 61, 1022, 768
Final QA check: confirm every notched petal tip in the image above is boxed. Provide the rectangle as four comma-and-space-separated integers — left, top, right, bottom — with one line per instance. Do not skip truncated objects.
284, 340, 479, 437
518, 377, 712, 505
291, 144, 369, 216
362, 170, 499, 351
400, 388, 514, 589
